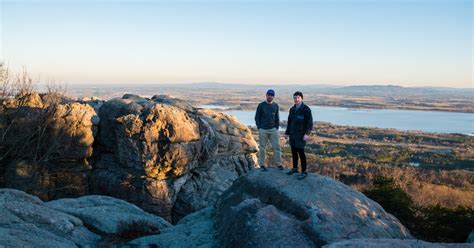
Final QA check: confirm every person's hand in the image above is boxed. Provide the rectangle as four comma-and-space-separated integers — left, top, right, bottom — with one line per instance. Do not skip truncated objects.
303, 134, 310, 141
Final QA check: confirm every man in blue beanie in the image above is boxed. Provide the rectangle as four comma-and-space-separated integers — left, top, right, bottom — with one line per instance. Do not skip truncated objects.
254, 89, 283, 171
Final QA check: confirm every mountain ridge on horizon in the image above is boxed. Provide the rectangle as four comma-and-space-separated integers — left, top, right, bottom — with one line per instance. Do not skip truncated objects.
64, 83, 473, 99
67, 82, 472, 91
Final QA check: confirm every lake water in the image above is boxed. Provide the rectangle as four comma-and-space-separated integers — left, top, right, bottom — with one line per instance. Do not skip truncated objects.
200, 105, 474, 135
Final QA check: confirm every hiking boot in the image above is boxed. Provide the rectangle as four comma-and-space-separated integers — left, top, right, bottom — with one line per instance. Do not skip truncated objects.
260, 166, 268, 171
297, 172, 307, 180
286, 168, 298, 175
277, 165, 284, 170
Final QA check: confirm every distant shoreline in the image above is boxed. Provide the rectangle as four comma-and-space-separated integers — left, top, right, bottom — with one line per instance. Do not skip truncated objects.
221, 104, 474, 114
65, 84, 474, 114
210, 106, 473, 136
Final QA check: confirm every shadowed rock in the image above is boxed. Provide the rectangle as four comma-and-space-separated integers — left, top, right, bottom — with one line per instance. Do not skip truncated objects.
468, 231, 474, 243
0, 188, 100, 247
2, 99, 99, 200
45, 195, 171, 235
129, 207, 219, 248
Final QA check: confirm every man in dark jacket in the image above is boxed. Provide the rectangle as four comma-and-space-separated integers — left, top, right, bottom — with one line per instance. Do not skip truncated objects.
285, 91, 313, 179
255, 89, 283, 171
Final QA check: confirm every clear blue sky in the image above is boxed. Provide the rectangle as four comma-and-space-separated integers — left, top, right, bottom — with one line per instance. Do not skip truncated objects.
1, 0, 472, 87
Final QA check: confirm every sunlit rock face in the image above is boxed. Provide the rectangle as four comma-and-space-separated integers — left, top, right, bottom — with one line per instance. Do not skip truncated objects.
1, 93, 257, 222
91, 94, 258, 222
48, 102, 100, 159
1, 95, 99, 200
215, 169, 413, 247
2, 92, 44, 108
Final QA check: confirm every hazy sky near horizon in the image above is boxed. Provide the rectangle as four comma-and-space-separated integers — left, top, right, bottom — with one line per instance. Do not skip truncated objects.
1, 0, 472, 87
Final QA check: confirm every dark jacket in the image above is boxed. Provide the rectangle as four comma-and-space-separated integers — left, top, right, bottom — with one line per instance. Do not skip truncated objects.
285, 103, 313, 148
255, 101, 280, 130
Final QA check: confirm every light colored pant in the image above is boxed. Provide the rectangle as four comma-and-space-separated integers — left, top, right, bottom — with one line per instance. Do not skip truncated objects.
258, 128, 282, 167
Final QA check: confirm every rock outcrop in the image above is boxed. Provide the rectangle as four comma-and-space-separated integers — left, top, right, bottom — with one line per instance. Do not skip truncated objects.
3, 186, 470, 248
0, 188, 100, 247
91, 94, 258, 222
1, 93, 257, 223
128, 169, 429, 247
215, 169, 413, 247
128, 169, 473, 248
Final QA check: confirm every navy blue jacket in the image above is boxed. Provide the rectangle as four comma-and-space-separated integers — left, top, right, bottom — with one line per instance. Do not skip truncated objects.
285, 103, 313, 136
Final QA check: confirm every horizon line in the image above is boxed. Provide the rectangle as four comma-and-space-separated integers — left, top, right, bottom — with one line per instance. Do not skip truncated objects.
50, 82, 472, 90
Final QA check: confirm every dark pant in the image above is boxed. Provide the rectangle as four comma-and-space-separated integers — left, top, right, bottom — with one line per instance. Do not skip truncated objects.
291, 146, 306, 172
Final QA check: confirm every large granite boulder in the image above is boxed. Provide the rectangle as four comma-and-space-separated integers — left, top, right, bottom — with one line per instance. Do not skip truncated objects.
2, 99, 99, 200
45, 195, 171, 235
0, 188, 100, 247
92, 94, 258, 222
129, 207, 219, 248
324, 239, 472, 248
215, 169, 413, 247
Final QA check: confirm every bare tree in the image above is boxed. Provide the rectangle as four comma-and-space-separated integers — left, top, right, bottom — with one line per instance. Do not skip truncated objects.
0, 63, 15, 100
0, 65, 73, 199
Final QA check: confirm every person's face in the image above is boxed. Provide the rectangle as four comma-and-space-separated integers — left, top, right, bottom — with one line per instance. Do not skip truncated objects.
293, 95, 302, 105
266, 94, 274, 102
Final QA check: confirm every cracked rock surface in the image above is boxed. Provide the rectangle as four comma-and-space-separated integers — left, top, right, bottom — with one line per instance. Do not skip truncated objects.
0, 188, 100, 247
215, 169, 413, 247
92, 95, 258, 222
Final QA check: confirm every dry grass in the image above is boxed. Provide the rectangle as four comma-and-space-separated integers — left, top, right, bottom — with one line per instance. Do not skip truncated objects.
407, 183, 474, 208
